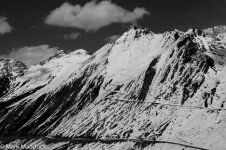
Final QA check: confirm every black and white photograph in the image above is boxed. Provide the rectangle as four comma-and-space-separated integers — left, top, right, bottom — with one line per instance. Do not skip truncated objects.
0, 0, 226, 149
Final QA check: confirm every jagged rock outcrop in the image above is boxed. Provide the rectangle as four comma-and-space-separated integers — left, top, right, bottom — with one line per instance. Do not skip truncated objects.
0, 58, 28, 97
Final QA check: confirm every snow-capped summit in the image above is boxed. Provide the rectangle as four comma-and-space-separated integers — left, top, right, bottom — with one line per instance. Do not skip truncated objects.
1, 26, 226, 150
71, 49, 90, 56
39, 49, 66, 65
116, 26, 153, 43
40, 49, 90, 66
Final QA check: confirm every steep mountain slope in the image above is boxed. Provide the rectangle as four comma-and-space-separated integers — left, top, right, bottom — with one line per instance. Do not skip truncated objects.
0, 26, 226, 150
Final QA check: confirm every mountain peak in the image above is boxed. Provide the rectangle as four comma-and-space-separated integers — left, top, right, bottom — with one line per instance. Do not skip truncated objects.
55, 49, 65, 55
39, 49, 66, 65
115, 26, 154, 44
70, 49, 90, 56
185, 28, 203, 36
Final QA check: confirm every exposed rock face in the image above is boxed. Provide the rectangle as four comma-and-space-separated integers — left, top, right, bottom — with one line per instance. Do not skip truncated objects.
0, 26, 226, 150
0, 58, 28, 97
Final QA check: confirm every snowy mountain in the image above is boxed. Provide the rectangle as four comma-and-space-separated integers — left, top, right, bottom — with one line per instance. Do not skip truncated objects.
0, 58, 28, 97
0, 26, 226, 150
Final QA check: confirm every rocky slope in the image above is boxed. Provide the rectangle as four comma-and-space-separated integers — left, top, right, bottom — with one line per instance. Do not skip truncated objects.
0, 26, 226, 150
0, 58, 28, 98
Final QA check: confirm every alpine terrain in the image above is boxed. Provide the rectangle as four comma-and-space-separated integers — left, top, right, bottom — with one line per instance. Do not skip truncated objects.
0, 25, 226, 150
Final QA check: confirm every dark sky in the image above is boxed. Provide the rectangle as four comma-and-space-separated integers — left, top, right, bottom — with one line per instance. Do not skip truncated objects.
0, 0, 226, 55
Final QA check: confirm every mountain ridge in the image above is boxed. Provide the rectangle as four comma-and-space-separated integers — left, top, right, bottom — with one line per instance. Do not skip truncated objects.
0, 26, 226, 150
